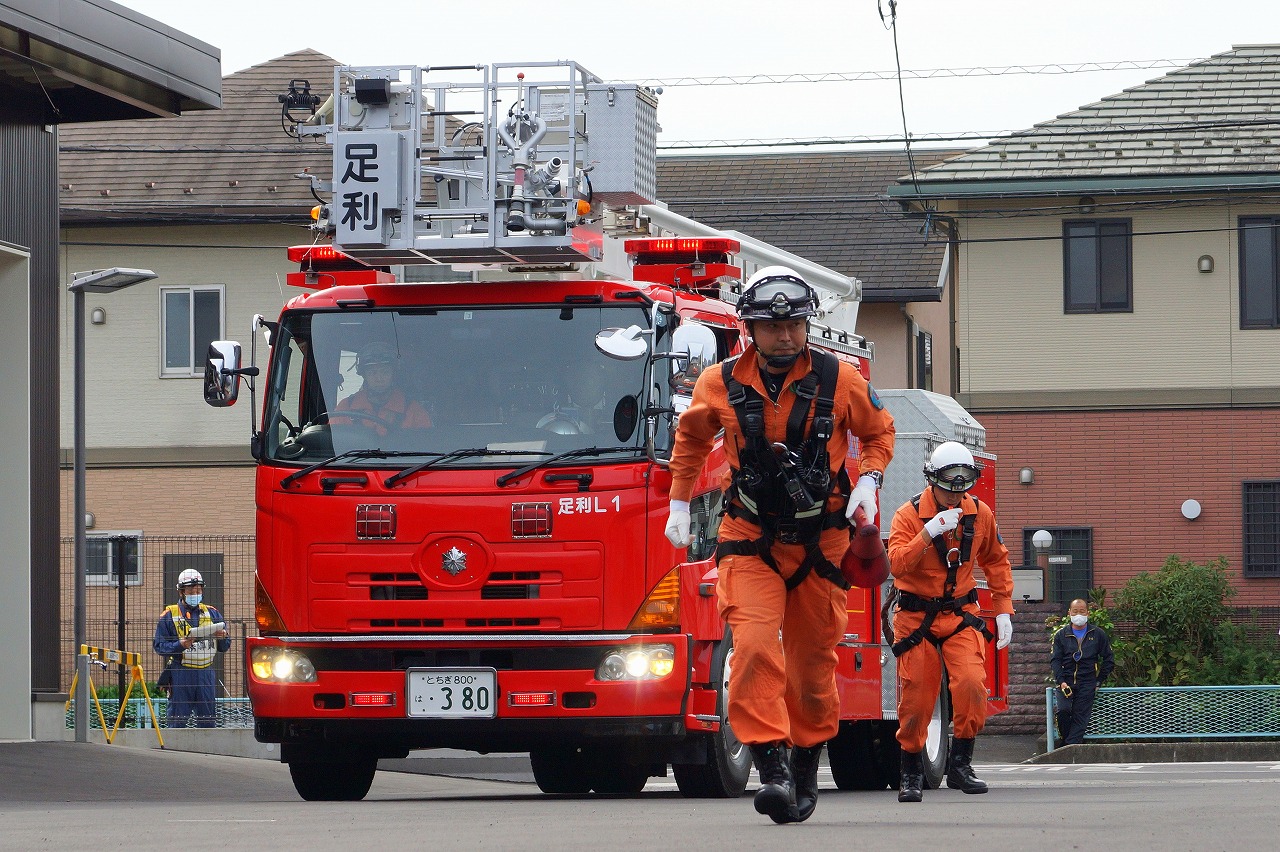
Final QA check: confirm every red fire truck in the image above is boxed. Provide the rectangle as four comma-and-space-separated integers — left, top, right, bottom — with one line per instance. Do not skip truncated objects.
204, 61, 1005, 801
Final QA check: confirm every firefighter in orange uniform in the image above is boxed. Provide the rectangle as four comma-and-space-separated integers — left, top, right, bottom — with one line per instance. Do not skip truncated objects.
333, 340, 431, 433
665, 267, 895, 824
886, 441, 1013, 802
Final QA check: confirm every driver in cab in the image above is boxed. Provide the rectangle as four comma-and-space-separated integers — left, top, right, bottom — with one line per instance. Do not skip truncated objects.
332, 341, 432, 436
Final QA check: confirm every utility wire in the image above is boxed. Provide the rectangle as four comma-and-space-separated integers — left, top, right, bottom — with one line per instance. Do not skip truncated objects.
622, 58, 1196, 87
883, 0, 920, 194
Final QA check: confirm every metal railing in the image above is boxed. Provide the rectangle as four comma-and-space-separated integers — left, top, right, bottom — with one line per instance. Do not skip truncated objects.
65, 697, 255, 730
1046, 685, 1280, 747
59, 535, 257, 706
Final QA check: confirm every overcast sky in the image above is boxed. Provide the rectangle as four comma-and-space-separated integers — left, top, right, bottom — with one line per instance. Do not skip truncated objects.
115, 0, 1280, 152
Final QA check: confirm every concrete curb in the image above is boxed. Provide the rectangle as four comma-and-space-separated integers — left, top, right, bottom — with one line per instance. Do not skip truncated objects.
1031, 741, 1280, 763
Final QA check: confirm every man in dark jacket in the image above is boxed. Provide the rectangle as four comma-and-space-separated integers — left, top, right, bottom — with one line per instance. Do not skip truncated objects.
154, 569, 231, 728
1050, 598, 1115, 745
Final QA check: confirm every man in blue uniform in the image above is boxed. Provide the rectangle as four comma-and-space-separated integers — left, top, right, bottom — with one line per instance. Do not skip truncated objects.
153, 569, 231, 728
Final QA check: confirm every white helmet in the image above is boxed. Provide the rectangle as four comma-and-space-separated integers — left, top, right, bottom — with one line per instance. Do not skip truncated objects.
738, 266, 819, 322
176, 568, 204, 590
924, 441, 981, 493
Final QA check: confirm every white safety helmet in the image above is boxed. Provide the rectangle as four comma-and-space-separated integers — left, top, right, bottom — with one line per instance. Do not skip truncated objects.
924, 441, 981, 493
176, 568, 204, 590
737, 266, 819, 323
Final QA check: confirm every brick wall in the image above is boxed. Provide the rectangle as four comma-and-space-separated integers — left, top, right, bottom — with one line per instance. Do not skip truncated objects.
981, 408, 1280, 609
984, 601, 1061, 735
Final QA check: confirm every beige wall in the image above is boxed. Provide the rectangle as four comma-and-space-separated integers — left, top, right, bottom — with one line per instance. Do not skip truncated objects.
953, 196, 1280, 408
59, 224, 300, 454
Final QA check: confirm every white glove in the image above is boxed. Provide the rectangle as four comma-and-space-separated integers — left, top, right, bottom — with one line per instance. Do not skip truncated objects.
923, 507, 963, 539
995, 613, 1013, 650
846, 474, 880, 523
665, 500, 692, 548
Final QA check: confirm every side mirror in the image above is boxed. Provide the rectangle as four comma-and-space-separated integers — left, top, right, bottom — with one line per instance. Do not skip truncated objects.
669, 322, 718, 405
594, 325, 649, 361
204, 341, 244, 407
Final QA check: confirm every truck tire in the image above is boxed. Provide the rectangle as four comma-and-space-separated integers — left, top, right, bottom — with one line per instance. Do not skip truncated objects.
827, 720, 882, 790
673, 635, 752, 798
287, 756, 377, 801
873, 720, 902, 788
921, 668, 951, 790
530, 745, 593, 795
590, 761, 650, 795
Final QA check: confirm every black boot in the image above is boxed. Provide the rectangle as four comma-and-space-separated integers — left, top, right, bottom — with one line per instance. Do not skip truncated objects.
898, 750, 923, 803
946, 737, 988, 794
749, 742, 798, 824
789, 743, 824, 822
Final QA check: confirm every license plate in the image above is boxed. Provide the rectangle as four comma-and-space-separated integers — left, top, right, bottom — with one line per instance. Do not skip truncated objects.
406, 668, 497, 719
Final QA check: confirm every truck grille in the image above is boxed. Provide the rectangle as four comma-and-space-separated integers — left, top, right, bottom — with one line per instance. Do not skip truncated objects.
369, 573, 428, 600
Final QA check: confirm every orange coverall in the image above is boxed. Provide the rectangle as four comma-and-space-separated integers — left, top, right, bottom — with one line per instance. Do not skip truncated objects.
669, 344, 895, 747
886, 488, 1013, 752
333, 387, 432, 434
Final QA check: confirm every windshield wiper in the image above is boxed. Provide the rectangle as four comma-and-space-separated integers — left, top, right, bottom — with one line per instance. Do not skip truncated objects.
496, 445, 639, 487
385, 447, 549, 488
280, 449, 419, 489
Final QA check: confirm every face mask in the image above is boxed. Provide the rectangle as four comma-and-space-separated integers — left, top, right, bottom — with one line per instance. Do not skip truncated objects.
184, 594, 202, 607
1069, 614, 1088, 628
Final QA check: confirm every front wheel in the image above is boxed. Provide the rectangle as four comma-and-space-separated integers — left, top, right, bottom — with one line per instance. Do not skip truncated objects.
288, 756, 377, 801
673, 633, 752, 798
921, 667, 951, 790
829, 719, 899, 790
530, 745, 593, 795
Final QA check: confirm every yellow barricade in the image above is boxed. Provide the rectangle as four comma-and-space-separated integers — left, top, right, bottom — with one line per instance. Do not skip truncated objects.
65, 644, 165, 747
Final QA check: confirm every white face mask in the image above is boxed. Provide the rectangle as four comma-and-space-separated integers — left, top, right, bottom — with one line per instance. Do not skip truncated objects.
1069, 613, 1088, 628
184, 593, 202, 607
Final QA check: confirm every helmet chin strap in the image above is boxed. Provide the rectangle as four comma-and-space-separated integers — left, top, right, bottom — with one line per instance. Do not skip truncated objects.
764, 352, 802, 369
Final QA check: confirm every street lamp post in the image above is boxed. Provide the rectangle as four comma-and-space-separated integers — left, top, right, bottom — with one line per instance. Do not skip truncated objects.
69, 268, 156, 743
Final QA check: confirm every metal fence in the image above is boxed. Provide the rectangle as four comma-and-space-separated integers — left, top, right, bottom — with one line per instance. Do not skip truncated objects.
59, 535, 257, 706
1046, 685, 1280, 747
64, 697, 255, 729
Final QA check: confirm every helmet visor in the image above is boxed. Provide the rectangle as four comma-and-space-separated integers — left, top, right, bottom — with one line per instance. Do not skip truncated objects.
930, 463, 980, 492
741, 276, 815, 319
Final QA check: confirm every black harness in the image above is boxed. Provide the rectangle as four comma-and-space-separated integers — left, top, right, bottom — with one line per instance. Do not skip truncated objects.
887, 493, 995, 657
713, 350, 852, 591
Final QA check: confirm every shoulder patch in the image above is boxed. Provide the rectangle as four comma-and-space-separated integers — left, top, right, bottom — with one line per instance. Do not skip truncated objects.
867, 383, 884, 410
996, 526, 1004, 545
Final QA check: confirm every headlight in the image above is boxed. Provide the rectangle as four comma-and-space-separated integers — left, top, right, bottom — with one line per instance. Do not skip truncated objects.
595, 644, 676, 681
251, 647, 318, 683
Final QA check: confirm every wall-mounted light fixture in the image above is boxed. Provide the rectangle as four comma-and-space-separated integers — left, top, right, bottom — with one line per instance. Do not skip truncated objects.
1181, 499, 1202, 520
1078, 196, 1096, 214
90, 307, 106, 325
1019, 467, 1035, 485
84, 511, 95, 530
1198, 254, 1214, 273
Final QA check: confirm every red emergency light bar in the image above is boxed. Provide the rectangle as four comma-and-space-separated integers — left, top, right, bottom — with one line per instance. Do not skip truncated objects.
623, 237, 740, 257
287, 244, 354, 265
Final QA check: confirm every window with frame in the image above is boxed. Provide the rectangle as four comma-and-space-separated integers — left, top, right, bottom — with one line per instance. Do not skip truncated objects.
1238, 217, 1280, 329
1243, 481, 1280, 578
1021, 527, 1093, 605
86, 532, 141, 586
1063, 219, 1132, 313
161, 285, 224, 376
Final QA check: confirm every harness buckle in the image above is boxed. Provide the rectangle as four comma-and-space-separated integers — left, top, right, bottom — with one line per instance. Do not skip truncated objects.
946, 546, 962, 567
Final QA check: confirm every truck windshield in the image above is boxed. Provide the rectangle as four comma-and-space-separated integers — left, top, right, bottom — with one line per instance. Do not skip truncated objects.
261, 303, 652, 467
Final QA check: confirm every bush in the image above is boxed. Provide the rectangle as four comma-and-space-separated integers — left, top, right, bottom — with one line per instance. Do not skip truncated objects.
1042, 557, 1280, 687
1110, 556, 1280, 686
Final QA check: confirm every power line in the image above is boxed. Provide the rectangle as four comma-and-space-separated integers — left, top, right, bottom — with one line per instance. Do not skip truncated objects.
622, 58, 1197, 88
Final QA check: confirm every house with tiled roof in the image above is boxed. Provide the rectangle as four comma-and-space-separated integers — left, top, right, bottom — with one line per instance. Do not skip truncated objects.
888, 44, 1280, 614
659, 150, 965, 393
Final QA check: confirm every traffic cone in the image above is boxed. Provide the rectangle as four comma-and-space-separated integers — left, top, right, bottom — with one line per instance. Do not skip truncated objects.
841, 506, 890, 588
